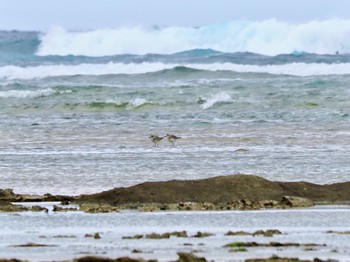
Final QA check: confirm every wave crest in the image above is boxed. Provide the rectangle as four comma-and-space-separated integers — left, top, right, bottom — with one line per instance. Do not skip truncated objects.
200, 92, 233, 109
126, 98, 149, 109
3, 62, 350, 79
37, 20, 350, 56
0, 88, 70, 98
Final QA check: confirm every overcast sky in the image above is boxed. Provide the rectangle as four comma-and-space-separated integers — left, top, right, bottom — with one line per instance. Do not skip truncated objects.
2, 0, 350, 31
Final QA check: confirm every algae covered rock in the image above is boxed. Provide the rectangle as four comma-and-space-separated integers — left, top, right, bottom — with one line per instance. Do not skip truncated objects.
177, 252, 207, 262
30, 205, 49, 212
0, 189, 20, 201
280, 196, 313, 208
0, 200, 27, 212
79, 203, 119, 213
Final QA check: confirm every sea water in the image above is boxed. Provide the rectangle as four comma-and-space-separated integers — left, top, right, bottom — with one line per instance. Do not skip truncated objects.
1, 22, 350, 195
1, 20, 350, 261
1, 205, 350, 261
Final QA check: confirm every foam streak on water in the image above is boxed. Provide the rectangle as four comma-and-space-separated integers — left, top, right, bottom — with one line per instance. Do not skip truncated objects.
3, 62, 350, 80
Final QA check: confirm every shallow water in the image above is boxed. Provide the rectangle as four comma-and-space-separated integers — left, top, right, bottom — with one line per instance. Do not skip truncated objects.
2, 36, 350, 195
2, 28, 350, 262
0, 204, 350, 261
1, 110, 350, 195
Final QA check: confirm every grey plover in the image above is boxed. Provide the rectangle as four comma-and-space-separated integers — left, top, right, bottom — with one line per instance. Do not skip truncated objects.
149, 135, 164, 147
166, 134, 181, 146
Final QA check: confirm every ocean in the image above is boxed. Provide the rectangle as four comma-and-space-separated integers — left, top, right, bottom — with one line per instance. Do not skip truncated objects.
1, 20, 350, 196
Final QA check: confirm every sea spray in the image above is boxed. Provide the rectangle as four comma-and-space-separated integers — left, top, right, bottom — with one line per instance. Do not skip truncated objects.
201, 92, 233, 109
37, 20, 350, 56
0, 88, 71, 98
127, 98, 149, 109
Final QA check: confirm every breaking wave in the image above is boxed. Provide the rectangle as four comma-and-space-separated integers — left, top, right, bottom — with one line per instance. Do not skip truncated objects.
3, 62, 350, 80
200, 92, 233, 110
37, 20, 350, 56
0, 88, 70, 98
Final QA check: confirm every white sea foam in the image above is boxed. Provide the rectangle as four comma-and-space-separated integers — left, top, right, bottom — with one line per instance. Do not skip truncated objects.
104, 97, 150, 109
127, 98, 149, 109
0, 63, 173, 80
0, 88, 67, 98
37, 20, 350, 56
2, 62, 350, 80
201, 92, 233, 109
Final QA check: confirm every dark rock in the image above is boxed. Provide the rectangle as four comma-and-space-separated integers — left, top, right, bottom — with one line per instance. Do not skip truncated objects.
225, 231, 251, 236
61, 200, 70, 205
4, 173, 350, 214
122, 234, 143, 240
145, 233, 170, 239
53, 235, 77, 238
229, 247, 248, 252
176, 252, 207, 262
123, 235, 142, 240
253, 229, 282, 237
280, 196, 313, 208
170, 231, 188, 237
10, 242, 56, 247
79, 204, 119, 213
123, 231, 188, 240
0, 201, 27, 212
225, 242, 259, 247
42, 193, 75, 202
52, 205, 78, 212
74, 257, 115, 262
0, 189, 20, 201
245, 255, 311, 261
76, 174, 337, 209
30, 205, 49, 212
259, 200, 279, 208
0, 259, 25, 262
326, 230, 350, 234
252, 230, 266, 236
84, 233, 101, 239
224, 242, 324, 248
115, 258, 156, 262
192, 231, 214, 238
234, 148, 249, 152
265, 229, 282, 236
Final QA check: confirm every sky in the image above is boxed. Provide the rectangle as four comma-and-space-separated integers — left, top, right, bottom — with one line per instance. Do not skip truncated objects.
2, 0, 350, 31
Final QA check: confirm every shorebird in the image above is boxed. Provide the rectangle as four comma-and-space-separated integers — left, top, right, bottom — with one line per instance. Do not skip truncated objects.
166, 134, 181, 147
149, 135, 164, 147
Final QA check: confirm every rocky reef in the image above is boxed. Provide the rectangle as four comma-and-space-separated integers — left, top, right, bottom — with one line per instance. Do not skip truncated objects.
74, 174, 349, 212
1, 174, 350, 212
